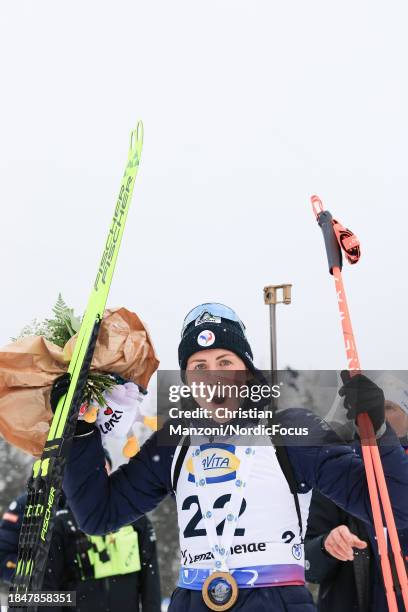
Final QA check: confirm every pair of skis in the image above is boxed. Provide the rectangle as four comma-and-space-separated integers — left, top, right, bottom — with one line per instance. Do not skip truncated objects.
9, 122, 144, 606
312, 195, 408, 612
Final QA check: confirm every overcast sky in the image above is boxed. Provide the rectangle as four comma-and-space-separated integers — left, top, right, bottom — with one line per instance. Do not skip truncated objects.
1, 1, 407, 373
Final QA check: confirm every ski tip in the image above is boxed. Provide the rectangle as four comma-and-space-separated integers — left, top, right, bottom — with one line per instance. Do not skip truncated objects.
130, 121, 144, 159
310, 194, 324, 218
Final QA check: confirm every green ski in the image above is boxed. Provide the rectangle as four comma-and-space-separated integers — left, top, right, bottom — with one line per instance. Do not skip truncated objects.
10, 122, 144, 601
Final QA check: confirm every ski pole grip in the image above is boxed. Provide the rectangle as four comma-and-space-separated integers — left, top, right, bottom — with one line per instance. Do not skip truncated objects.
317, 210, 342, 274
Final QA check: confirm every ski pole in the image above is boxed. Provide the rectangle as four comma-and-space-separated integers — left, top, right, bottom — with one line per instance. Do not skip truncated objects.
311, 195, 408, 612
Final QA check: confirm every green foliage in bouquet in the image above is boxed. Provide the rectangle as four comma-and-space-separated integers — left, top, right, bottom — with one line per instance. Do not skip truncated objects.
13, 293, 81, 348
13, 294, 118, 407
84, 372, 118, 408
46, 293, 82, 348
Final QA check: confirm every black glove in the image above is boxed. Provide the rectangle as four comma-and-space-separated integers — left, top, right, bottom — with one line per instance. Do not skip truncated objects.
50, 373, 71, 411
50, 373, 95, 437
339, 371, 385, 435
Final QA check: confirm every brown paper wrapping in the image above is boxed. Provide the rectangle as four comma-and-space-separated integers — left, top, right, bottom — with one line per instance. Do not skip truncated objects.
0, 307, 159, 457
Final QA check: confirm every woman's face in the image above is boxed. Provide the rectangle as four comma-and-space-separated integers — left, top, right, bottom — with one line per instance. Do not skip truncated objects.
186, 348, 246, 373
385, 401, 408, 438
186, 348, 248, 420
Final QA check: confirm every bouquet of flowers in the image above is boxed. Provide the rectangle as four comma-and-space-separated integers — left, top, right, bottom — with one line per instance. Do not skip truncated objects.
15, 294, 121, 407
0, 296, 159, 457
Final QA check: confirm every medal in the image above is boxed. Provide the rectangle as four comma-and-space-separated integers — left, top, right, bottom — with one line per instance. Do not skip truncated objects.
202, 571, 238, 611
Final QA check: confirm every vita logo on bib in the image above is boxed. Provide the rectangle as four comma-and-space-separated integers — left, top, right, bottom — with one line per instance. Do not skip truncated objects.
186, 444, 240, 484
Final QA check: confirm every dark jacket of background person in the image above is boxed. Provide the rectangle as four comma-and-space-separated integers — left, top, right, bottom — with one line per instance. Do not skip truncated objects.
0, 492, 161, 612
305, 440, 408, 612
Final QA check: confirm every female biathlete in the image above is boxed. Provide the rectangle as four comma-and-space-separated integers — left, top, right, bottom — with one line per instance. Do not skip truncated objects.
60, 303, 408, 612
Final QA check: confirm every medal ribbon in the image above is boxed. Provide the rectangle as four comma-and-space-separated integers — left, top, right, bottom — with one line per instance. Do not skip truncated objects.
191, 442, 256, 574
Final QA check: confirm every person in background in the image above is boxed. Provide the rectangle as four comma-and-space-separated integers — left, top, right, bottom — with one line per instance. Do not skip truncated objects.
305, 374, 408, 612
0, 448, 162, 612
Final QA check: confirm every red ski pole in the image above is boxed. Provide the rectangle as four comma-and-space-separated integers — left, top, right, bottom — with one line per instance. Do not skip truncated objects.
311, 195, 408, 612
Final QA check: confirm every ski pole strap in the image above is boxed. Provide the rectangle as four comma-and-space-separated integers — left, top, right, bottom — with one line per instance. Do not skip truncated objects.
311, 195, 361, 273
332, 219, 361, 265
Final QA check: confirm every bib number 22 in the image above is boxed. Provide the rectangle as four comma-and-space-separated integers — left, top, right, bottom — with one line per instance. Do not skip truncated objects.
182, 494, 247, 539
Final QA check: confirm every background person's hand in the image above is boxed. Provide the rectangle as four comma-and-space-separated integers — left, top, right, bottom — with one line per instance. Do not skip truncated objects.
323, 524, 367, 561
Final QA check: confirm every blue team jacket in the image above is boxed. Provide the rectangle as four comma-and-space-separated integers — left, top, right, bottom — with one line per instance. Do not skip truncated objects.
63, 410, 408, 611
